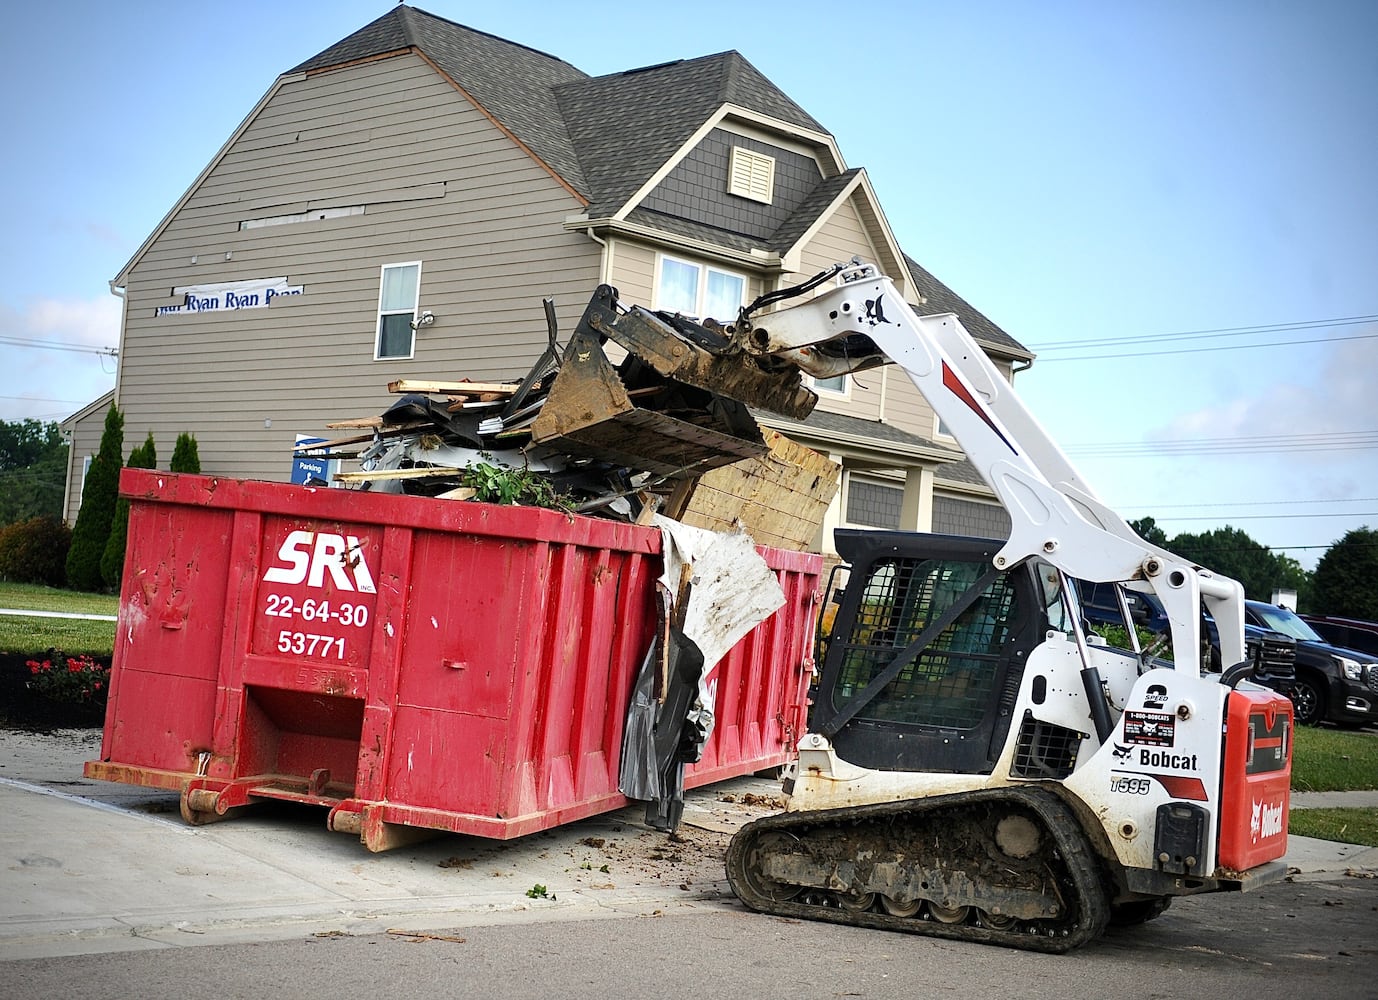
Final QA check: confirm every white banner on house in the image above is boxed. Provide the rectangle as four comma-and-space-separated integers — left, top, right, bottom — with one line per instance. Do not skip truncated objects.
156, 276, 303, 316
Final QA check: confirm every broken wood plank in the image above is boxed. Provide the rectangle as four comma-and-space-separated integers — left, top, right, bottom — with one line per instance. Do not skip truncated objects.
434, 486, 478, 501
325, 416, 386, 429
294, 421, 431, 450
334, 467, 466, 483
389, 380, 519, 396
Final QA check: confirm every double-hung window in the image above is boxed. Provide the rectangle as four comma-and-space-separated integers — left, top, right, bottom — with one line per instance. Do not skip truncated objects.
656, 255, 746, 324
375, 261, 421, 360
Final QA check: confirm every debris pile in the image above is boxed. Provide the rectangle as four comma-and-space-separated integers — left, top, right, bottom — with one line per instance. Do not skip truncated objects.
296, 284, 841, 542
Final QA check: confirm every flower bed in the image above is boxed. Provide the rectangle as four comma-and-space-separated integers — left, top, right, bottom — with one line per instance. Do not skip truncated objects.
0, 651, 109, 731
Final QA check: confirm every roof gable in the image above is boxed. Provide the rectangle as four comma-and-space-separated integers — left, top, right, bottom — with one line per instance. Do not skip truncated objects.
293, 6, 591, 197
554, 51, 824, 218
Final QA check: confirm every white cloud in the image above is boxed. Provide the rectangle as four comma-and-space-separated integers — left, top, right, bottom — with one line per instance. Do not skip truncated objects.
1162, 335, 1378, 453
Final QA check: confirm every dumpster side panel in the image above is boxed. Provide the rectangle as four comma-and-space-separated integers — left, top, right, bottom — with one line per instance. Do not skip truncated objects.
89, 471, 819, 844
686, 547, 816, 786
103, 501, 234, 774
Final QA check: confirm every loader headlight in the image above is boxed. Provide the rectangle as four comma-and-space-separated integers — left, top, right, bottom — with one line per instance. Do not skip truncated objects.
1335, 655, 1362, 681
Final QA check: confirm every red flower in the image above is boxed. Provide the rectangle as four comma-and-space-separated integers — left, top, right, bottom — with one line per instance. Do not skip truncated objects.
29, 663, 40, 675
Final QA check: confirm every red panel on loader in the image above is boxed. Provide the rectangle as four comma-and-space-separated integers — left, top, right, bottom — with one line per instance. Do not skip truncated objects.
1217, 687, 1293, 871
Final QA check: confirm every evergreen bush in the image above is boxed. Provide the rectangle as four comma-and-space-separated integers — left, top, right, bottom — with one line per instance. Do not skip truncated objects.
101, 432, 156, 590
65, 404, 123, 592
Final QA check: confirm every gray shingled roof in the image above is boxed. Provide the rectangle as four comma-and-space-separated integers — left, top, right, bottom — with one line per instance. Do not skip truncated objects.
553, 51, 823, 218
903, 253, 1031, 359
770, 170, 862, 253
761, 407, 962, 459
290, 8, 1031, 361
291, 6, 591, 197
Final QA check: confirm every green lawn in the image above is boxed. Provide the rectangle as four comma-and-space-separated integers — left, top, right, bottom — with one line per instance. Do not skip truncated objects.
1288, 808, 1378, 848
1290, 726, 1378, 793
0, 581, 117, 658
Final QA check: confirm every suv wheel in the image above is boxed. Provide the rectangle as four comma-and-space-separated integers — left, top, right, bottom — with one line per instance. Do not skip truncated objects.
1291, 675, 1326, 726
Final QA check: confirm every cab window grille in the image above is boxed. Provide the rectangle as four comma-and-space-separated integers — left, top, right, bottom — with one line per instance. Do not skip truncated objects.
833, 557, 1017, 729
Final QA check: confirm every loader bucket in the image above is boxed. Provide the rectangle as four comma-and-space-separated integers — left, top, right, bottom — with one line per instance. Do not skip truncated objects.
530, 285, 811, 477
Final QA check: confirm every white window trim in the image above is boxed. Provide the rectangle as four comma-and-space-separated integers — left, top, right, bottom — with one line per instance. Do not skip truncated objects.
728, 146, 775, 204
807, 373, 851, 399
652, 253, 747, 321
374, 260, 422, 362
933, 414, 955, 442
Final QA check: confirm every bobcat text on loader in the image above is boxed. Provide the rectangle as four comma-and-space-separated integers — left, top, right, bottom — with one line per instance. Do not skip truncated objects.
714, 261, 1292, 952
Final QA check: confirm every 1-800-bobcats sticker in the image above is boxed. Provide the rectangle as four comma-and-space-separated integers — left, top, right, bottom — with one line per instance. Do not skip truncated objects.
1123, 710, 1174, 747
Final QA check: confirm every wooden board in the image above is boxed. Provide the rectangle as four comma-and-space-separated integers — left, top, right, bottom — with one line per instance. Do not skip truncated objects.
674, 430, 841, 551
388, 380, 519, 396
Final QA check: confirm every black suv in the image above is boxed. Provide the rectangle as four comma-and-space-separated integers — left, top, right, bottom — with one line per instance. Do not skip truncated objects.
1300, 615, 1378, 659
1246, 602, 1378, 727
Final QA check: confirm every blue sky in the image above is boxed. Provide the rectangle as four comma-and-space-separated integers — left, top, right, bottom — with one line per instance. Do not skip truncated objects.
2, 1, 1374, 570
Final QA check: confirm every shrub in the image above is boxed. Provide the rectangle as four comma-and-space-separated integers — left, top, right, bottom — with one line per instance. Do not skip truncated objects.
101, 432, 156, 590
66, 404, 123, 592
0, 515, 72, 586
25, 650, 111, 704
170, 432, 201, 473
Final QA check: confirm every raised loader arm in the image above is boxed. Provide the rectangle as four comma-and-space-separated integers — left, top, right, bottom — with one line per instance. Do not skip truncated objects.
736, 260, 1245, 674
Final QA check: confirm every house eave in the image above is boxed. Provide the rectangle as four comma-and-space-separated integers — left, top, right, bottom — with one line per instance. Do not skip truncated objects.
758, 413, 964, 466
566, 216, 782, 269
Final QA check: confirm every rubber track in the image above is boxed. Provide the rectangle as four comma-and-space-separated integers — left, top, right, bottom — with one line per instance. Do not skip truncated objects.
725, 786, 1110, 954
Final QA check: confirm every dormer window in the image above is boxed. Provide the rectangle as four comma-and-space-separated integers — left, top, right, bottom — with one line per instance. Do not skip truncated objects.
728, 147, 775, 203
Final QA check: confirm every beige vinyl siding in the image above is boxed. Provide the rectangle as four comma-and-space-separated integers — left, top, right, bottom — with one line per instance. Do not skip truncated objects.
60, 395, 114, 524
880, 368, 939, 440
608, 240, 657, 303
788, 194, 886, 421
117, 53, 599, 483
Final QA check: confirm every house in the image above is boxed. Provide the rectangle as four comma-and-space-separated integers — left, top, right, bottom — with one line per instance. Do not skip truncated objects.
63, 5, 1027, 551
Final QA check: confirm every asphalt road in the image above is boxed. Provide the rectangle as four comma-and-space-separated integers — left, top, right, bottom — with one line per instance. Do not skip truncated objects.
2, 729, 1375, 998
2, 877, 1376, 1000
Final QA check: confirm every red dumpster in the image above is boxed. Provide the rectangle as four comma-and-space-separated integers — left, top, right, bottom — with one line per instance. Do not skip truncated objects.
85, 470, 820, 850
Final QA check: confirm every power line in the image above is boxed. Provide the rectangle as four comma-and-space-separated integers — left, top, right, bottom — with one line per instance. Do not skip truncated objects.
1035, 331, 1376, 363
1033, 313, 1378, 351
1124, 497, 1378, 510
1067, 430, 1378, 458
0, 395, 94, 404
0, 336, 118, 357
1146, 512, 1378, 522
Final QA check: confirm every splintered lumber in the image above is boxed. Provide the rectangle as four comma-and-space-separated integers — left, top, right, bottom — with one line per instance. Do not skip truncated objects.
295, 421, 432, 450
673, 429, 841, 551
388, 380, 519, 396
325, 416, 388, 429
334, 467, 467, 483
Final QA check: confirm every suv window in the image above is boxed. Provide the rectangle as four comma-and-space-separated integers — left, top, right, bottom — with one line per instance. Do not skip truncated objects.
1246, 604, 1325, 643
1304, 620, 1378, 657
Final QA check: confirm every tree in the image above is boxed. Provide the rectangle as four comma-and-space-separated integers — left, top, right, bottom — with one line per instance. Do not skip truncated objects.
1128, 516, 1169, 548
1312, 527, 1378, 620
1166, 525, 1293, 603
101, 432, 156, 589
170, 432, 200, 473
65, 404, 123, 592
0, 419, 69, 526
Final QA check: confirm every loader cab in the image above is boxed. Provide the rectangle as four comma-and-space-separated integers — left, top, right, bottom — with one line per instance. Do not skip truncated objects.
812, 531, 1051, 775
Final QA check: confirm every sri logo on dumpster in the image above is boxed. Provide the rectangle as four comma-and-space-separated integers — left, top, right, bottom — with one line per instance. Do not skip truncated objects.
262, 530, 376, 592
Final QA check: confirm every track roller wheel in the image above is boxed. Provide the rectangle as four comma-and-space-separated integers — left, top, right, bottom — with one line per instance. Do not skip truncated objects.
837, 891, 876, 912
977, 910, 1017, 930
880, 895, 921, 918
927, 903, 970, 924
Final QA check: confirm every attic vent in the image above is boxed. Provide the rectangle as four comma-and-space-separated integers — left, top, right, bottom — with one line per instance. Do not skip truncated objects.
728, 147, 775, 204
